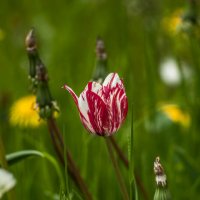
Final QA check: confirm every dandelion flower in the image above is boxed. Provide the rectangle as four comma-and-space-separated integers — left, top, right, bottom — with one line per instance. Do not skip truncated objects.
10, 95, 42, 128
162, 8, 200, 38
160, 104, 190, 128
162, 9, 183, 35
0, 168, 16, 199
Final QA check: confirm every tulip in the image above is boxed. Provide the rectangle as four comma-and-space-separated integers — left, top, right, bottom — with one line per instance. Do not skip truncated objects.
63, 73, 128, 136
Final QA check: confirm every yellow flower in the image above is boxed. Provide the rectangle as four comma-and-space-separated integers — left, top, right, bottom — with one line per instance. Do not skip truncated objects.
162, 9, 183, 35
10, 95, 42, 128
160, 104, 190, 128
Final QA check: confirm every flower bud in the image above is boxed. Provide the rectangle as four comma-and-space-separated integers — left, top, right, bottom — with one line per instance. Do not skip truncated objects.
153, 157, 171, 200
25, 29, 40, 91
92, 37, 108, 82
25, 29, 59, 120
35, 62, 59, 119
25, 28, 37, 53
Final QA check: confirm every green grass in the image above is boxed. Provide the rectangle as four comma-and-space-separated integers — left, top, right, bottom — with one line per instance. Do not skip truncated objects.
0, 0, 200, 199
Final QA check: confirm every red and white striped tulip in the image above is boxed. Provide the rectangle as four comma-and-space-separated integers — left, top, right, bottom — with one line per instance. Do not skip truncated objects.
63, 73, 128, 136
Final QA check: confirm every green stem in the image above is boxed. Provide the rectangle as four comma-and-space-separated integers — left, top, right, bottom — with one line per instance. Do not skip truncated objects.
110, 136, 149, 200
110, 136, 129, 167
128, 103, 138, 200
63, 126, 70, 198
25, 29, 92, 199
0, 135, 7, 168
47, 117, 93, 200
105, 138, 129, 200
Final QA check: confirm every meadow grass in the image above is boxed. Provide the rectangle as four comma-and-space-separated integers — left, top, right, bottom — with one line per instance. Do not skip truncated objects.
0, 0, 200, 199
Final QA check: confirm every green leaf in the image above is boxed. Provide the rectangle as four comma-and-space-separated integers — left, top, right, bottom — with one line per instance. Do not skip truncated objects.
6, 150, 64, 187
6, 150, 44, 165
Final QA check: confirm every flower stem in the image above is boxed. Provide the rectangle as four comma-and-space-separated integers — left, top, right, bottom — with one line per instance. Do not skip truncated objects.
47, 119, 65, 165
0, 135, 8, 168
110, 136, 149, 200
110, 136, 129, 167
47, 117, 93, 200
105, 137, 129, 200
128, 103, 138, 200
25, 29, 92, 200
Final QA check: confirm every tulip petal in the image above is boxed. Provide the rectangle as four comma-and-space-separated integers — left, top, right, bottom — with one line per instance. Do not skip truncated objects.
86, 91, 109, 135
111, 89, 128, 133
78, 90, 95, 133
79, 88, 109, 135
77, 82, 102, 133
103, 86, 127, 134
63, 84, 94, 132
63, 85, 78, 106
103, 73, 122, 88
101, 73, 128, 134
63, 73, 128, 136
87, 81, 102, 95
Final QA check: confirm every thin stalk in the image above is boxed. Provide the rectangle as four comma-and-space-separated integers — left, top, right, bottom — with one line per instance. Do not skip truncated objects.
66, 151, 92, 200
63, 126, 71, 198
25, 29, 92, 200
128, 104, 138, 200
105, 138, 129, 200
47, 117, 93, 200
110, 136, 129, 167
110, 136, 149, 200
47, 119, 65, 165
0, 135, 8, 168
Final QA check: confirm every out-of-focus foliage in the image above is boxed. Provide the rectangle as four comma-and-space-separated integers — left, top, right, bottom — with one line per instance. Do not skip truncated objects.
0, 0, 200, 199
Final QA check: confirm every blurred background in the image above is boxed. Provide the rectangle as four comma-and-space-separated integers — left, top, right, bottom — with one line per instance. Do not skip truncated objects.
0, 0, 200, 199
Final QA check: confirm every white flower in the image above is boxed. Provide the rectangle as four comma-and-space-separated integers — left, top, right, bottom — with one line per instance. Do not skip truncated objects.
159, 57, 192, 86
0, 168, 16, 199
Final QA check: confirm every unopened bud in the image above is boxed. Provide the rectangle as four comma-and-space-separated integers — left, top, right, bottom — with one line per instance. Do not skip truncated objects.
96, 37, 107, 61
93, 37, 108, 82
154, 157, 167, 187
36, 61, 48, 82
25, 28, 37, 53
153, 157, 171, 200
